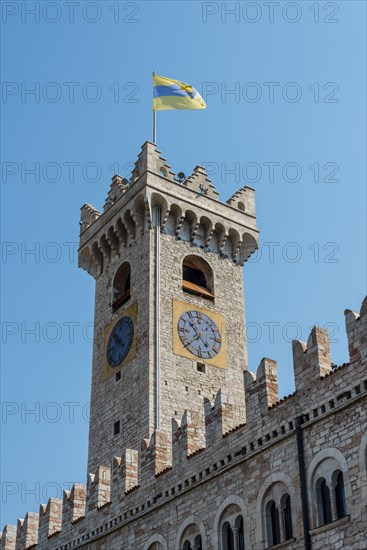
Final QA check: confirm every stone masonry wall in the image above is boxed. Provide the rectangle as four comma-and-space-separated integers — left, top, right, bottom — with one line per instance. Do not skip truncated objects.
2, 297, 366, 550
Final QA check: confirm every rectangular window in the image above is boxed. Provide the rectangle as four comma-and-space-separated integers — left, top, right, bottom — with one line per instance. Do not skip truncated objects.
197, 362, 206, 373
113, 420, 120, 436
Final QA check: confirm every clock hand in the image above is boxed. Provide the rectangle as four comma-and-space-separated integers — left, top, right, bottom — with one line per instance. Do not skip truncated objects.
188, 321, 200, 337
184, 332, 201, 348
113, 334, 124, 348
199, 334, 209, 347
193, 327, 209, 348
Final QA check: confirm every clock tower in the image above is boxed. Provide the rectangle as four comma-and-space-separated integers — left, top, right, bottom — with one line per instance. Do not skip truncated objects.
78, 142, 259, 473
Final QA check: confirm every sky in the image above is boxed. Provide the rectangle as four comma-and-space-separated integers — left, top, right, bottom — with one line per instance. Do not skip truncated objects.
1, 0, 366, 529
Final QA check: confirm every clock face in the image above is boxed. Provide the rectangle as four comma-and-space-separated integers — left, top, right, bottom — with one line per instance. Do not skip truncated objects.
107, 316, 134, 368
177, 310, 222, 359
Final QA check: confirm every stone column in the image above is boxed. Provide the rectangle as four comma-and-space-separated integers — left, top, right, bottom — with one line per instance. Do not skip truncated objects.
329, 484, 338, 522
279, 507, 286, 542
232, 527, 240, 550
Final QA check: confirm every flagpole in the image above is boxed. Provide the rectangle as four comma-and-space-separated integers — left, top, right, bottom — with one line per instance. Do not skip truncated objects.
152, 71, 156, 143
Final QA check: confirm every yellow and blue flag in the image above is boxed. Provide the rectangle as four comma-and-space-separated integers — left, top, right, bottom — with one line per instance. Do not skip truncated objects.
153, 74, 206, 111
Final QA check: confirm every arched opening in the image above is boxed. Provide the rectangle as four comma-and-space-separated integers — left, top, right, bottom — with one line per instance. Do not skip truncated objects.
222, 521, 234, 550
238, 201, 245, 211
178, 521, 204, 550
112, 262, 131, 311
316, 478, 332, 526
334, 471, 346, 519
182, 255, 214, 300
266, 500, 280, 546
282, 495, 293, 540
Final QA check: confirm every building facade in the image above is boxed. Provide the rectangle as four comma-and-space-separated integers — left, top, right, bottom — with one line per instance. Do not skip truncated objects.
1, 142, 366, 550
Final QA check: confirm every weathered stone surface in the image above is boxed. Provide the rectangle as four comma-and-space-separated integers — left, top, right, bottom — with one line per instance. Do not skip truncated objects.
3, 143, 366, 550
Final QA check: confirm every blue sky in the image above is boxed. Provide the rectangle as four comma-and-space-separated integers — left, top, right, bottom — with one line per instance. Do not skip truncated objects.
1, 0, 366, 528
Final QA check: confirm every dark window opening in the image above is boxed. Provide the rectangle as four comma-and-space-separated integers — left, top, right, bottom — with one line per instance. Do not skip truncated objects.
266, 501, 281, 546
222, 522, 234, 550
113, 420, 120, 435
112, 262, 131, 311
236, 516, 245, 550
194, 535, 202, 550
335, 471, 346, 519
182, 256, 214, 300
115, 371, 121, 382
197, 362, 206, 373
283, 495, 293, 540
317, 478, 332, 526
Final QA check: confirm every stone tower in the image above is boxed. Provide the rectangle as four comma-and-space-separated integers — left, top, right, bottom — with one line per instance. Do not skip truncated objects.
2, 141, 366, 550
78, 142, 259, 473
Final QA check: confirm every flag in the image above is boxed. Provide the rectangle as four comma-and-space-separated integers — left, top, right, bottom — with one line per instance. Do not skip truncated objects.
153, 74, 206, 111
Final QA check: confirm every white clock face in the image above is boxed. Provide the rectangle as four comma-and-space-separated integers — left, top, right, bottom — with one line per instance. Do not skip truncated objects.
177, 310, 222, 359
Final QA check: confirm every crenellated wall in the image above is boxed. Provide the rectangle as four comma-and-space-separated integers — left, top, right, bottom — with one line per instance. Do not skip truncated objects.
2, 297, 366, 550
2, 142, 365, 549
78, 141, 259, 280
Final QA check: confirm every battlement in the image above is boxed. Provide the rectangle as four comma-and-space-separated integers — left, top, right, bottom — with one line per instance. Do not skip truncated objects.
2, 296, 366, 550
78, 142, 259, 278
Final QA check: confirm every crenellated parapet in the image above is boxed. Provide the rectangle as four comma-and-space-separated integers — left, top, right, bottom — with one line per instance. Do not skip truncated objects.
345, 296, 367, 364
244, 357, 279, 422
86, 466, 111, 512
140, 431, 172, 481
226, 186, 256, 216
0, 525, 16, 550
38, 498, 62, 545
103, 174, 129, 212
79, 203, 100, 234
15, 512, 38, 550
173, 410, 206, 462
3, 297, 366, 549
292, 326, 332, 391
62, 483, 86, 526
113, 449, 139, 495
78, 141, 259, 278
183, 165, 219, 200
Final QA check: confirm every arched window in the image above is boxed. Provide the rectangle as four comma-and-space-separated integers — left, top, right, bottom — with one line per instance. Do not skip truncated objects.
316, 478, 332, 526
334, 471, 346, 519
178, 522, 203, 550
238, 202, 245, 211
282, 494, 293, 540
222, 521, 234, 550
266, 500, 281, 546
182, 255, 214, 300
112, 262, 131, 311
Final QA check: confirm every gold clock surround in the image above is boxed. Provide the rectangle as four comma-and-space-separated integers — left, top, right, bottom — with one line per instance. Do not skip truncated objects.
103, 301, 137, 380
172, 299, 227, 369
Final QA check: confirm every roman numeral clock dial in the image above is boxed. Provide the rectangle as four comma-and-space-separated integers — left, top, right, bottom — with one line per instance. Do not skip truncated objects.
107, 316, 134, 368
177, 310, 222, 359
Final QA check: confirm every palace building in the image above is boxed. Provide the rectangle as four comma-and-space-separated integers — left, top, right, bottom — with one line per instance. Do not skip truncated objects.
1, 142, 366, 549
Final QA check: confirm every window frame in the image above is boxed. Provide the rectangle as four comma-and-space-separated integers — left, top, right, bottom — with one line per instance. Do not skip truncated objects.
182, 255, 214, 301
112, 262, 131, 311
